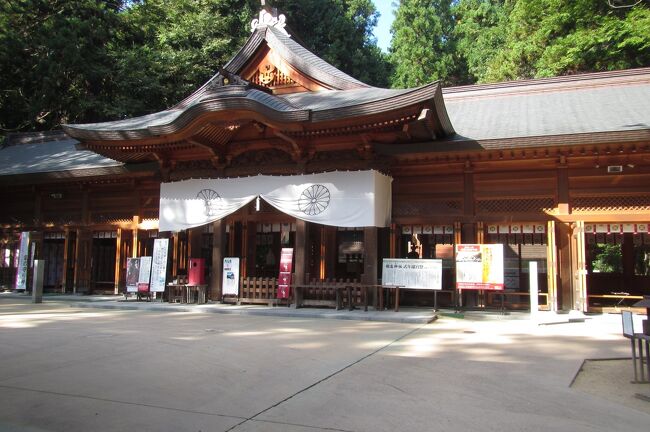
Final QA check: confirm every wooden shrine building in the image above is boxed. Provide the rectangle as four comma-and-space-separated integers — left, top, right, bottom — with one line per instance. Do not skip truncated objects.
1, 7, 649, 312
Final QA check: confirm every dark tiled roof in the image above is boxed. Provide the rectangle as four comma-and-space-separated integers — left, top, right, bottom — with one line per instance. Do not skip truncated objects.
445, 69, 650, 141
0, 138, 122, 177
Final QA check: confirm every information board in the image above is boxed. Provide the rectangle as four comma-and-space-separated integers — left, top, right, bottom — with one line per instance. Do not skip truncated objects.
455, 244, 504, 290
138, 256, 152, 292
381, 259, 442, 290
126, 257, 140, 293
277, 248, 293, 299
222, 257, 240, 296
15, 231, 30, 290
150, 239, 169, 293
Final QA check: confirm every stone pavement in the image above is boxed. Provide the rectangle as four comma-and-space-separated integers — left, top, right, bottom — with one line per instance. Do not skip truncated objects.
0, 295, 648, 432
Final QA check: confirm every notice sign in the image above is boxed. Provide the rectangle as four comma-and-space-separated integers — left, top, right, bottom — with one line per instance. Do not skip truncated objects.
126, 258, 140, 293
138, 256, 152, 292
15, 231, 30, 290
277, 248, 293, 299
222, 257, 240, 296
455, 244, 504, 290
150, 239, 169, 292
382, 259, 442, 290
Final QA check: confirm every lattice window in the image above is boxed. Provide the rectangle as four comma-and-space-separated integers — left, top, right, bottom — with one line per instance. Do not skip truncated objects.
572, 195, 650, 213
249, 62, 295, 88
477, 197, 555, 214
393, 200, 462, 217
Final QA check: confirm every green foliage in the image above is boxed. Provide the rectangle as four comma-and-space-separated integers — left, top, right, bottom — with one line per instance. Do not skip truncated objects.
111, 0, 256, 116
453, 0, 650, 82
271, 0, 391, 87
390, 0, 466, 87
591, 243, 623, 273
0, 0, 124, 131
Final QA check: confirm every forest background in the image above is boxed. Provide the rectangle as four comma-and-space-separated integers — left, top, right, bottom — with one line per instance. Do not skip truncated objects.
0, 0, 648, 137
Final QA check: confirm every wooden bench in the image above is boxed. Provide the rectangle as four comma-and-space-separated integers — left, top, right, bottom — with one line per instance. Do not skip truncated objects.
588, 293, 644, 313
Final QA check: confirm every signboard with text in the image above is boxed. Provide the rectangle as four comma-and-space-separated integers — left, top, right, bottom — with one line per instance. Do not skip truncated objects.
455, 244, 504, 290
126, 258, 140, 293
382, 259, 442, 290
15, 232, 30, 290
150, 239, 169, 293
222, 257, 240, 296
277, 248, 293, 299
138, 256, 152, 292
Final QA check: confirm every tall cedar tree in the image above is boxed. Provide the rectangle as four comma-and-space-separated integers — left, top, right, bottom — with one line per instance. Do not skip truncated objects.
0, 0, 125, 132
454, 0, 650, 82
390, 0, 466, 87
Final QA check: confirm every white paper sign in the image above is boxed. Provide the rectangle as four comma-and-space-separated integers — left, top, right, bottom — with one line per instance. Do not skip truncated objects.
382, 259, 442, 290
138, 256, 152, 285
222, 257, 240, 296
15, 232, 30, 290
622, 311, 634, 337
150, 239, 169, 292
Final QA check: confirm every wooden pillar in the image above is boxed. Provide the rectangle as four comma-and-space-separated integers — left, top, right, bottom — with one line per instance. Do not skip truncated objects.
294, 219, 308, 285
171, 232, 179, 277
546, 220, 558, 312
572, 221, 587, 312
362, 227, 378, 285
187, 226, 202, 260
389, 223, 397, 259
73, 229, 91, 294
61, 228, 71, 293
556, 222, 573, 310
34, 190, 42, 227
210, 219, 227, 300
462, 163, 476, 244
324, 226, 337, 278
557, 157, 570, 215
114, 228, 122, 295
245, 221, 256, 278
131, 216, 139, 258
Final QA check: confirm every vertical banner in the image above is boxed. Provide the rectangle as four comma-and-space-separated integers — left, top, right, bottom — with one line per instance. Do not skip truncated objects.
277, 248, 294, 299
138, 256, 152, 292
15, 232, 30, 290
150, 239, 169, 293
222, 257, 240, 296
455, 244, 504, 290
126, 258, 140, 293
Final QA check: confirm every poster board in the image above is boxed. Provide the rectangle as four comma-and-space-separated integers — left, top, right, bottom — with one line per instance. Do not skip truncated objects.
150, 239, 169, 292
15, 231, 30, 290
222, 257, 240, 296
277, 248, 293, 299
622, 310, 634, 337
455, 244, 504, 290
126, 257, 140, 293
381, 259, 442, 290
138, 256, 152, 292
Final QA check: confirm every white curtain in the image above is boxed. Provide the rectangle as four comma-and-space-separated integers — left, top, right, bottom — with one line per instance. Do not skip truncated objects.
159, 170, 392, 232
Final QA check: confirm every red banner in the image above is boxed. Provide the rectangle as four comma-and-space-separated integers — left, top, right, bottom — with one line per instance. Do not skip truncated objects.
277, 248, 293, 299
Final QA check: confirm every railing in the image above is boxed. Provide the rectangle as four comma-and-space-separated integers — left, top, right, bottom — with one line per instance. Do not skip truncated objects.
295, 278, 361, 309
226, 277, 279, 306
